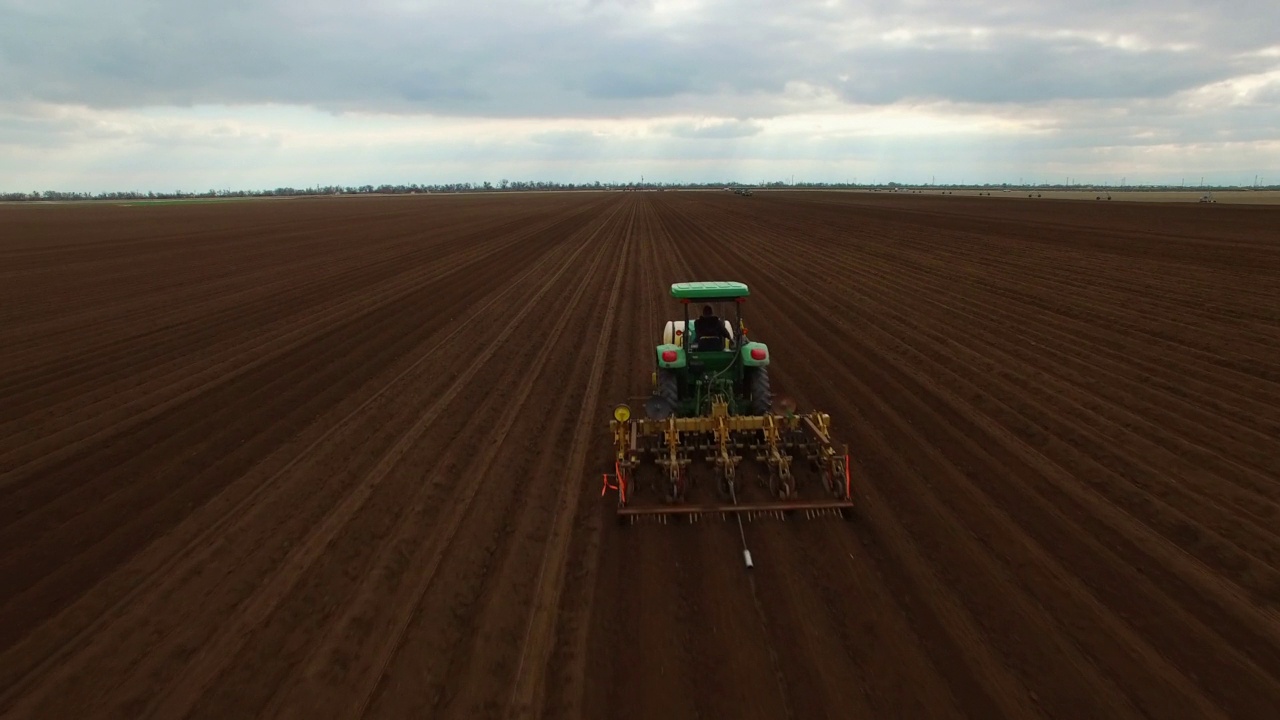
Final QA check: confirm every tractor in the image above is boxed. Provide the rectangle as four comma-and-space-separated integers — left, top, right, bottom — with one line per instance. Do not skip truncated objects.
603, 281, 854, 522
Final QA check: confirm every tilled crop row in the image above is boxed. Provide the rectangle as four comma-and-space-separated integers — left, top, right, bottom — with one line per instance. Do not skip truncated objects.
1, 191, 1276, 719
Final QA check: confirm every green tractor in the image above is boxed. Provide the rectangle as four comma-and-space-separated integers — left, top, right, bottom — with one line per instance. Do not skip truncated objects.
602, 280, 854, 521
645, 281, 772, 421
604, 278, 855, 517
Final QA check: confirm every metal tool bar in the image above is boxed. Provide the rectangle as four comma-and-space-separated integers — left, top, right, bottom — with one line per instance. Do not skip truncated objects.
618, 499, 855, 516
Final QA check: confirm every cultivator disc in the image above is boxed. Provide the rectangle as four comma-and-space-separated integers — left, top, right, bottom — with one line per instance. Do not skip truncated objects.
601, 398, 854, 523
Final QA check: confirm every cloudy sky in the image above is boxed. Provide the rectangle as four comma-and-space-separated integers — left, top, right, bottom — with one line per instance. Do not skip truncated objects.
3, 0, 1279, 192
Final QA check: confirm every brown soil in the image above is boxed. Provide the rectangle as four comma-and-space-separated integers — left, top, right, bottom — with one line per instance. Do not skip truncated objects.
1, 191, 1278, 719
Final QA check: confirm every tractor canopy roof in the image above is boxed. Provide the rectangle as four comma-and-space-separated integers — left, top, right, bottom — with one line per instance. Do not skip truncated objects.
669, 281, 749, 300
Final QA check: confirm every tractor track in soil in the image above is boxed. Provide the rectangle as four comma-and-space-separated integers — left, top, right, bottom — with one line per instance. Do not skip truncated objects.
1, 191, 1278, 718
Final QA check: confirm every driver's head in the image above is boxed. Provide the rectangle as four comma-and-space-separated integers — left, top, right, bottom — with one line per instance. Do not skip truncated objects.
702, 304, 714, 317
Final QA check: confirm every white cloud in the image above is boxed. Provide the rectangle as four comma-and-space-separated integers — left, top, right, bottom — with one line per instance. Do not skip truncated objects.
666, 119, 763, 139
2, 0, 1278, 189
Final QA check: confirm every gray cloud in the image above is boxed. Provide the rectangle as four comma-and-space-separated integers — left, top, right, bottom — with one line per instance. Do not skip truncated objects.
833, 39, 1246, 104
4, 0, 1276, 116
2, 0, 1278, 190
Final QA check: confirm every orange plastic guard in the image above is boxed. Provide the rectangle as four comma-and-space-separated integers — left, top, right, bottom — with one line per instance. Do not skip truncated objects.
601, 462, 628, 499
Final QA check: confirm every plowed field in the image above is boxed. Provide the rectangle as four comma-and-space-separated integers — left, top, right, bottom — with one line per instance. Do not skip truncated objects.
2, 191, 1278, 719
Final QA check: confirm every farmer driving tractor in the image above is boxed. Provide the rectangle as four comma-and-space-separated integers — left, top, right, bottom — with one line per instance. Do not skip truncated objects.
693, 304, 732, 351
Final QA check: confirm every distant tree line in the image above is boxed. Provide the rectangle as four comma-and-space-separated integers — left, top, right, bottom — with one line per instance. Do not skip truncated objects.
3, 180, 1276, 202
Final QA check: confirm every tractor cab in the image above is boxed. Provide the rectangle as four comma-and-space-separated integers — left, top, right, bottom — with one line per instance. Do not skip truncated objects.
649, 281, 771, 419
676, 281, 745, 336
664, 282, 748, 370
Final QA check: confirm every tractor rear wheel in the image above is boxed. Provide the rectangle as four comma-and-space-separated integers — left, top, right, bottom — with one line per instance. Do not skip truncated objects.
747, 366, 771, 415
658, 369, 678, 405
646, 369, 680, 419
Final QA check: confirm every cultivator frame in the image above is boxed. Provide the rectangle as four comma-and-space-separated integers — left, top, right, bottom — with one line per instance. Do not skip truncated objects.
602, 397, 855, 522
